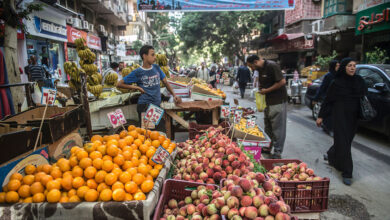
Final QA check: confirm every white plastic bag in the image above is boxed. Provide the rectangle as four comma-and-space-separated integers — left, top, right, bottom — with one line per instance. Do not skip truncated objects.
250, 88, 258, 98
233, 81, 239, 94
31, 83, 42, 104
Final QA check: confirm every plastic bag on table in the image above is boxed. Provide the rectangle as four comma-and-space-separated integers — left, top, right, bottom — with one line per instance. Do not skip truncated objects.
250, 88, 258, 98
255, 92, 266, 112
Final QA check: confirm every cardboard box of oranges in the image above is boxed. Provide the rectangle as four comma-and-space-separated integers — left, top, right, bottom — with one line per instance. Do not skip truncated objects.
0, 125, 177, 220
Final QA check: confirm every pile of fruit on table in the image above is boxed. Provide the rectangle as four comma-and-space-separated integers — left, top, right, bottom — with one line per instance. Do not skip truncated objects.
266, 162, 323, 183
234, 118, 265, 138
192, 78, 226, 98
0, 126, 175, 203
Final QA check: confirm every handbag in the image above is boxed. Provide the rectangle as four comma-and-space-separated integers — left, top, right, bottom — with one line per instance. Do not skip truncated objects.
360, 96, 377, 121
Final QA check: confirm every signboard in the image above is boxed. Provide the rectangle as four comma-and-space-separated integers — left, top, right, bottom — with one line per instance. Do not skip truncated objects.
67, 25, 87, 44
234, 109, 243, 124
138, 0, 295, 11
356, 3, 390, 35
246, 117, 256, 129
220, 105, 230, 119
34, 16, 67, 40
151, 146, 170, 164
273, 37, 314, 52
41, 87, 57, 106
107, 109, 126, 128
87, 34, 102, 51
144, 104, 164, 125
116, 44, 126, 57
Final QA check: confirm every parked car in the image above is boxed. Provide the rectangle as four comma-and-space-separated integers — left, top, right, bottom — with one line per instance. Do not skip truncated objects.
305, 64, 390, 137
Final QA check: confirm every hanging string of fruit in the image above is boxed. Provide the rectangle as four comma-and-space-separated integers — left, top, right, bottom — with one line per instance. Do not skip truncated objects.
156, 54, 169, 88
64, 61, 81, 93
74, 38, 103, 98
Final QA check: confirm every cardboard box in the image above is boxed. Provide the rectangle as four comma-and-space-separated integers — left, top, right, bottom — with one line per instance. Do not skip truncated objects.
167, 76, 192, 89
190, 92, 223, 101
0, 147, 49, 188
48, 130, 83, 163
232, 127, 266, 141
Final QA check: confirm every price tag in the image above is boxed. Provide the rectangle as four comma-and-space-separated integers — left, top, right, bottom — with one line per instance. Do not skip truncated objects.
41, 87, 57, 106
141, 112, 155, 129
144, 104, 165, 125
107, 112, 120, 128
220, 105, 230, 119
151, 146, 170, 164
230, 107, 237, 117
234, 110, 243, 124
246, 117, 256, 128
114, 109, 127, 125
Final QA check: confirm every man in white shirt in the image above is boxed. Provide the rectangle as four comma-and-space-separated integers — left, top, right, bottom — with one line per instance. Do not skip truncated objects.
197, 62, 209, 82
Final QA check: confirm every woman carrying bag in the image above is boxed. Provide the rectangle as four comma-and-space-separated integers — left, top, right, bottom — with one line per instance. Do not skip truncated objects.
316, 58, 367, 186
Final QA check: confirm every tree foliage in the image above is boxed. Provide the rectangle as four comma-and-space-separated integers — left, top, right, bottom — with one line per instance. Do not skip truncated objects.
315, 50, 338, 70
177, 11, 266, 63
366, 47, 389, 64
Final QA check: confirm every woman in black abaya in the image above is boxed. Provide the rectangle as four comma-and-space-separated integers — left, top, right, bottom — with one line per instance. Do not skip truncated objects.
316, 58, 367, 185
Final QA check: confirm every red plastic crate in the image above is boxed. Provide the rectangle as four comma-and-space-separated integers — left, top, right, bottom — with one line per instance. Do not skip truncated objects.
153, 179, 219, 220
188, 121, 230, 140
261, 159, 330, 213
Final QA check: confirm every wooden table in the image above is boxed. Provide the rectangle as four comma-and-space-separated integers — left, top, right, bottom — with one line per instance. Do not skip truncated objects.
161, 102, 221, 140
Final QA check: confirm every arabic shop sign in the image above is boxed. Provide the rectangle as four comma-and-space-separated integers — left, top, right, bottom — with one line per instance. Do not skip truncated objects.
356, 3, 390, 35
137, 0, 295, 11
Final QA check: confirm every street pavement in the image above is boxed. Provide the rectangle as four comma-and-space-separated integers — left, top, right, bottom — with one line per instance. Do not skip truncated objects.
219, 84, 390, 220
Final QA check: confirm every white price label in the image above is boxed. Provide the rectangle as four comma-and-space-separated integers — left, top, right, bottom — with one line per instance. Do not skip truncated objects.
41, 87, 57, 106
107, 112, 120, 128
234, 110, 243, 124
220, 105, 230, 119
114, 109, 127, 125
144, 104, 164, 125
151, 146, 170, 164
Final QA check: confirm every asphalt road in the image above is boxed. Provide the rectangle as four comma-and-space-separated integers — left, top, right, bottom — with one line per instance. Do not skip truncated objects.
219, 84, 390, 220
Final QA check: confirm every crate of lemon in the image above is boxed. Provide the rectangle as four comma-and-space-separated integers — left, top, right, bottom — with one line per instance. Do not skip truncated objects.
0, 126, 177, 220
233, 118, 267, 141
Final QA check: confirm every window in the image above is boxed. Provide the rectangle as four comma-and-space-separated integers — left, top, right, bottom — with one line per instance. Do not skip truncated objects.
357, 68, 384, 89
323, 0, 350, 17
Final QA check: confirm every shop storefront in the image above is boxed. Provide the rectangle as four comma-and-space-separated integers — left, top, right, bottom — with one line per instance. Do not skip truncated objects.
356, 2, 390, 61
25, 6, 68, 82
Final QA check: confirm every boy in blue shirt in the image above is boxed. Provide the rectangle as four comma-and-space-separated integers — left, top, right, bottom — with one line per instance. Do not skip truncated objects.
117, 45, 181, 129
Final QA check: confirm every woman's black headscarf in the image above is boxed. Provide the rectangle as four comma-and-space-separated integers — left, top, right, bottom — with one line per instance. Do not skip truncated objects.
328, 60, 339, 74
334, 57, 366, 97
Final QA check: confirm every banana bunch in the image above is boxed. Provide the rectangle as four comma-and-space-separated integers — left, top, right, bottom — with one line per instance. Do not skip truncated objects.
156, 54, 168, 66
88, 84, 103, 98
64, 61, 81, 91
160, 66, 170, 77
104, 73, 118, 86
77, 48, 96, 64
121, 68, 131, 78
74, 38, 86, 51
82, 64, 98, 76
88, 74, 102, 85
192, 77, 207, 85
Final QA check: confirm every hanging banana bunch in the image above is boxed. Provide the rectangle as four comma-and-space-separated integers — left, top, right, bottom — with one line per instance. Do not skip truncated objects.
156, 54, 170, 88
64, 61, 81, 91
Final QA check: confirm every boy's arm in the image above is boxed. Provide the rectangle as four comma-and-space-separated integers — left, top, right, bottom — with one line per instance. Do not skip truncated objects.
162, 78, 182, 104
117, 80, 145, 93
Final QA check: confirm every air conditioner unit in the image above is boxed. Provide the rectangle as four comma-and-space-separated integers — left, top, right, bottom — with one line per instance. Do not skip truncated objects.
73, 18, 82, 29
278, 28, 284, 36
66, 17, 74, 25
312, 20, 324, 33
89, 24, 94, 32
82, 20, 89, 30
99, 25, 105, 33
109, 33, 114, 39
115, 36, 119, 41
104, 0, 111, 10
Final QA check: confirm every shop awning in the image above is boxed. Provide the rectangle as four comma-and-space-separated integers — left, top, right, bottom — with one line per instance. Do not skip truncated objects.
269, 33, 305, 41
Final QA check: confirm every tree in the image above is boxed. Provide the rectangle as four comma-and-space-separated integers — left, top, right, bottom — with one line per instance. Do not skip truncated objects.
1, 0, 41, 110
177, 11, 266, 64
365, 47, 389, 64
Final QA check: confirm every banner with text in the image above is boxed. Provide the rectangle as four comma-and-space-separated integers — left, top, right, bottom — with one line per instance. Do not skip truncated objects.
138, 0, 295, 11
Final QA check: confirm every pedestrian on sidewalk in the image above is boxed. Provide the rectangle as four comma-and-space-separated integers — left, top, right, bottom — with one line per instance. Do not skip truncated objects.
247, 55, 287, 159
197, 62, 209, 83
236, 63, 251, 98
209, 66, 217, 88
316, 57, 367, 186
313, 60, 340, 135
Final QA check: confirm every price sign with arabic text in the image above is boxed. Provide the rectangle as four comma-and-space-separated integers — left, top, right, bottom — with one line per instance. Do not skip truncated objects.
220, 105, 230, 119
41, 87, 57, 106
151, 146, 170, 164
107, 112, 120, 128
234, 110, 243, 124
144, 104, 164, 125
230, 107, 237, 118
114, 109, 127, 125
246, 117, 256, 129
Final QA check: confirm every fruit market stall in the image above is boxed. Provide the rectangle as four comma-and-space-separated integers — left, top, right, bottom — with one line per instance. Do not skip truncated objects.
161, 100, 223, 140
0, 126, 177, 220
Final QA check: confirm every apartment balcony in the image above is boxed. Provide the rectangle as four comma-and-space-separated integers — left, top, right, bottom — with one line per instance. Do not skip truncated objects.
81, 0, 127, 25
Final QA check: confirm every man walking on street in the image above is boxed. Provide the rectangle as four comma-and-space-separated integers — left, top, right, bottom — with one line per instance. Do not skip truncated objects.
236, 63, 251, 98
247, 55, 288, 159
197, 62, 209, 82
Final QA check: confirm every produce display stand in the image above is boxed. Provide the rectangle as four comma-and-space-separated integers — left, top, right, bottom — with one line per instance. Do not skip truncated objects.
0, 150, 177, 220
88, 92, 140, 131
161, 100, 223, 140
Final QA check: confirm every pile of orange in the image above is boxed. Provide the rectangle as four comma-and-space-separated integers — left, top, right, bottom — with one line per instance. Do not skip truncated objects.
0, 125, 176, 203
